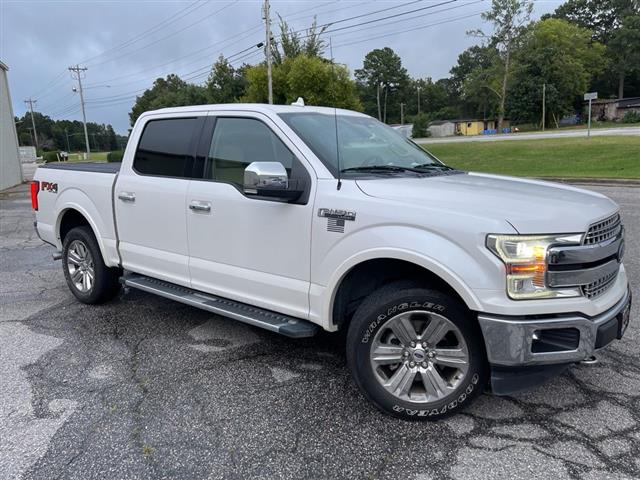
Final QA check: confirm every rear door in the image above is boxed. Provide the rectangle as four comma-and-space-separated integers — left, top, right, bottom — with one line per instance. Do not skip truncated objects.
186, 112, 315, 319
115, 114, 205, 286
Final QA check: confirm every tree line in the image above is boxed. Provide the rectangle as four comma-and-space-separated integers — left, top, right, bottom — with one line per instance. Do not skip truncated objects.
20, 0, 640, 151
14, 112, 126, 153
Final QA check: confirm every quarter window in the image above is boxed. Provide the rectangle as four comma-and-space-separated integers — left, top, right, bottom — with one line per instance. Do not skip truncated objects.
207, 117, 295, 185
133, 118, 198, 177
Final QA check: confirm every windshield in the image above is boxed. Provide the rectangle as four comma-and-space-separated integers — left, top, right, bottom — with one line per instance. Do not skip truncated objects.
279, 112, 444, 177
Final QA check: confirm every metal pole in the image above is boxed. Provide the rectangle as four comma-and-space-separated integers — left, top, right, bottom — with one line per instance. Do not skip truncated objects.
417, 87, 421, 115
65, 129, 71, 152
69, 65, 90, 159
264, 0, 273, 104
400, 103, 405, 125
588, 98, 592, 138
24, 98, 39, 150
542, 83, 546, 131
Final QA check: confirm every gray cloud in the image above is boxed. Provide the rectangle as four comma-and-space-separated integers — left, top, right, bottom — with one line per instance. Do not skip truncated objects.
1, 0, 562, 133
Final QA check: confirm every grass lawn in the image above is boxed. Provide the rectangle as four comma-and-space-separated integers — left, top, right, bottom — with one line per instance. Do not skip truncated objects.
424, 135, 640, 179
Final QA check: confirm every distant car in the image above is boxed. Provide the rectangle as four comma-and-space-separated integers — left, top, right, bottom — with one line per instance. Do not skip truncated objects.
32, 103, 632, 420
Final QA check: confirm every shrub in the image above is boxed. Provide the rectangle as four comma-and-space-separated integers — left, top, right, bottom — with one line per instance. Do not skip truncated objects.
42, 151, 60, 163
622, 110, 640, 123
107, 151, 124, 162
411, 113, 430, 138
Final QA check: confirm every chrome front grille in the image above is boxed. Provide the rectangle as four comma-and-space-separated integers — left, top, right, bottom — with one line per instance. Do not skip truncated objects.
584, 213, 621, 245
547, 211, 623, 300
581, 269, 618, 299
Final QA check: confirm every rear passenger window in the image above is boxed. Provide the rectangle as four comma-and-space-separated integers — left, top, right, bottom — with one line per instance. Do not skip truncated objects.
207, 117, 296, 185
134, 118, 198, 177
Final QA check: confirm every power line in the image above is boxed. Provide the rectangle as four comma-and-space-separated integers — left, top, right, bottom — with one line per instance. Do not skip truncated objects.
87, 1, 240, 68
79, 0, 206, 65
332, 11, 483, 49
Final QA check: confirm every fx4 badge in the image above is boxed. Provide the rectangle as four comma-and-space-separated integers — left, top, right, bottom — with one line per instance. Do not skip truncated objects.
318, 208, 356, 221
41, 181, 58, 193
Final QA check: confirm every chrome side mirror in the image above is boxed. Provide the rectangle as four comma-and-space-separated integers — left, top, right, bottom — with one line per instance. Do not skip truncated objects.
244, 162, 288, 194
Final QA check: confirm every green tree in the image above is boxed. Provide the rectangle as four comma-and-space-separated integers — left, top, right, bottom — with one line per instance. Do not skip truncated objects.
355, 47, 410, 123
468, 0, 534, 130
272, 15, 327, 64
129, 74, 208, 125
608, 14, 640, 98
205, 55, 247, 103
545, 0, 638, 43
449, 45, 500, 118
508, 18, 605, 125
243, 56, 361, 110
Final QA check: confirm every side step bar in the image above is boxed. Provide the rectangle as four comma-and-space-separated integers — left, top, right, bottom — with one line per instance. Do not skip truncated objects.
120, 274, 319, 338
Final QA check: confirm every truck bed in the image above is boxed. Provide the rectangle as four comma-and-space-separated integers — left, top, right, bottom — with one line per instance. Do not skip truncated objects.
39, 162, 121, 174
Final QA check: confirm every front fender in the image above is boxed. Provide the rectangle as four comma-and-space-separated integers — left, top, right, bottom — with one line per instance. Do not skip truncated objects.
311, 225, 507, 330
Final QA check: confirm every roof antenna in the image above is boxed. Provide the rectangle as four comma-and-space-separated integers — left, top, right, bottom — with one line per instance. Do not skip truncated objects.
334, 107, 342, 190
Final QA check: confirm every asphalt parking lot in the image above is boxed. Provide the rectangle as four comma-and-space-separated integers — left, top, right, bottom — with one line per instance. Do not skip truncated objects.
1, 182, 639, 480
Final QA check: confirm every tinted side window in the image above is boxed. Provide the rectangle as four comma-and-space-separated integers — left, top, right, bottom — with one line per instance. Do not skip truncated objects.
207, 117, 295, 185
134, 118, 198, 177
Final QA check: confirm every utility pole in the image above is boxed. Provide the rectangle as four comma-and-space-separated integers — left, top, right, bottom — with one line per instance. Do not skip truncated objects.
417, 87, 421, 115
69, 65, 90, 159
541, 82, 546, 131
263, 0, 273, 104
24, 98, 39, 150
64, 128, 71, 152
400, 103, 405, 125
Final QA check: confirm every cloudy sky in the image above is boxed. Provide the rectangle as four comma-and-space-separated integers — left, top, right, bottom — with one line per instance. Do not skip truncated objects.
2, 0, 562, 134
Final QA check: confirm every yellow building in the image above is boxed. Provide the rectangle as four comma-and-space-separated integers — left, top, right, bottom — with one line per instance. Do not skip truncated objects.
454, 119, 511, 136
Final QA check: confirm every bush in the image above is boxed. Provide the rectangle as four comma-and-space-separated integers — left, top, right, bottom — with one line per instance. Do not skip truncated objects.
42, 151, 60, 163
622, 110, 640, 123
107, 151, 124, 162
411, 113, 431, 138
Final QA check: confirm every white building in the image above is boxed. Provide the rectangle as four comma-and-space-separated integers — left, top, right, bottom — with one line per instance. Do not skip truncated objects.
1, 61, 23, 190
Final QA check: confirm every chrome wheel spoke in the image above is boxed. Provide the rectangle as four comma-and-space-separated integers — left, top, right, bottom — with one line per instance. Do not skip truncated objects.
433, 348, 468, 369
67, 250, 82, 266
71, 268, 83, 283
371, 344, 404, 365
421, 316, 450, 345
389, 314, 417, 346
421, 366, 448, 398
385, 364, 416, 397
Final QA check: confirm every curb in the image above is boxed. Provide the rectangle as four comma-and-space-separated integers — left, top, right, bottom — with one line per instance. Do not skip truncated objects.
536, 177, 640, 187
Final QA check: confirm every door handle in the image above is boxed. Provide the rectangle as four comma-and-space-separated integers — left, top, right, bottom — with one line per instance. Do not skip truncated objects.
189, 201, 211, 213
118, 192, 136, 202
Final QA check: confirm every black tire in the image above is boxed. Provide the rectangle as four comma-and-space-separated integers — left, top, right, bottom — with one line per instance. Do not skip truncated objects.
62, 226, 122, 304
346, 281, 487, 420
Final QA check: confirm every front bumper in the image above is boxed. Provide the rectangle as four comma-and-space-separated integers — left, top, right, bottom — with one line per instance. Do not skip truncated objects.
478, 286, 632, 368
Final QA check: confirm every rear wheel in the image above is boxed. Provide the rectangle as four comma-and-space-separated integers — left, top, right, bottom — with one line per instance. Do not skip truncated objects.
346, 281, 487, 420
62, 226, 121, 304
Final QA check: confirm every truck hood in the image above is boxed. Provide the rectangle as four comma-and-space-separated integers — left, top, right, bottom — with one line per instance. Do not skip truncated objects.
356, 172, 619, 234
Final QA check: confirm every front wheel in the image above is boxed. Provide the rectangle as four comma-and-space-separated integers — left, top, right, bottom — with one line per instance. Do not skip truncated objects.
346, 281, 487, 420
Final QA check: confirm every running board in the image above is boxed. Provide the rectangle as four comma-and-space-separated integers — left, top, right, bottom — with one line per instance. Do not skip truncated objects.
120, 274, 318, 338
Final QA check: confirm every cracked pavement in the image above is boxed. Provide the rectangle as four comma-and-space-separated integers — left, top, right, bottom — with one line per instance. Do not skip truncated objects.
1, 181, 638, 480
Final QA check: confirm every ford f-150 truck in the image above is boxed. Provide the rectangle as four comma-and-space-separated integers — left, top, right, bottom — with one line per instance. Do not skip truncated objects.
32, 103, 632, 420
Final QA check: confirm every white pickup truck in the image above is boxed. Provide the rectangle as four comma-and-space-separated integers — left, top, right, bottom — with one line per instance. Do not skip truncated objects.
33, 104, 632, 420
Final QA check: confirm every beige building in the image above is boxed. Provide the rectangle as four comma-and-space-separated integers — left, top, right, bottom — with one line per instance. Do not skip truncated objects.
1, 61, 23, 190
588, 97, 640, 121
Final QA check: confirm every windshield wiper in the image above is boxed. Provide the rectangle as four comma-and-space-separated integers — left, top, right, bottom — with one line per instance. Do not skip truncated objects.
412, 163, 455, 171
340, 165, 424, 174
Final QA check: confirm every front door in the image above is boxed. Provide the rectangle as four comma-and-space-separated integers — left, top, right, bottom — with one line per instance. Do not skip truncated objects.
115, 115, 204, 286
186, 113, 314, 319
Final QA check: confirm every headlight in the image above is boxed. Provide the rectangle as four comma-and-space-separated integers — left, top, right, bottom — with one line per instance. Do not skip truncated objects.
486, 234, 582, 300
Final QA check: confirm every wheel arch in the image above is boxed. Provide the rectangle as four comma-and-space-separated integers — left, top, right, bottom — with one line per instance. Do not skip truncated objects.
328, 251, 483, 330
56, 206, 110, 266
